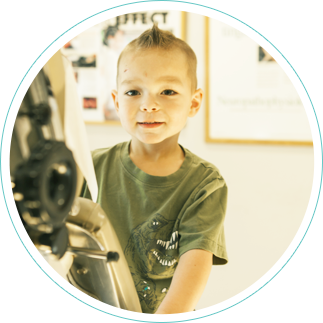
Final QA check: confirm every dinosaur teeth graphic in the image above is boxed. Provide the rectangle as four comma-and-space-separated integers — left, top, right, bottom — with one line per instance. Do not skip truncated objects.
152, 250, 177, 266
156, 231, 179, 250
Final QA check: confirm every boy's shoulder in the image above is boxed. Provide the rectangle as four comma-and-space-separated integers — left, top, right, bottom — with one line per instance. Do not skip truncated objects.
183, 146, 223, 179
91, 142, 125, 165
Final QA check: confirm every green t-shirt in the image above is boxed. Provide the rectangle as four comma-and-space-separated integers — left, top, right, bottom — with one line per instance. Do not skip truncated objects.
82, 141, 228, 313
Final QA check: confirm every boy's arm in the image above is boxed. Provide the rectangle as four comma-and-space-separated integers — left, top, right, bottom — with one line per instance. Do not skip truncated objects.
154, 249, 213, 314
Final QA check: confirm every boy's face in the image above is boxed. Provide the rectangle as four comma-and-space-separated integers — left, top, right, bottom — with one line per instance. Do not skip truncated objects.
112, 48, 202, 145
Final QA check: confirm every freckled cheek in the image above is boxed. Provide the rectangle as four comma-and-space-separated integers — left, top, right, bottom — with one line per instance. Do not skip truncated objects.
118, 102, 138, 124
166, 103, 188, 117
161, 97, 180, 109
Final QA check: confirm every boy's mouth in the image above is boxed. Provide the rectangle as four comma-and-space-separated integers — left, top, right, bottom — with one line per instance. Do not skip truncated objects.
138, 122, 164, 128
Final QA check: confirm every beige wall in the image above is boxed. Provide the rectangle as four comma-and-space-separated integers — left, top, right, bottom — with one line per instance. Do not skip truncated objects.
84, 13, 314, 310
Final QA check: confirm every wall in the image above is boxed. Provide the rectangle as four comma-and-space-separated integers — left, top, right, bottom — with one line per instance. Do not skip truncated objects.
84, 13, 314, 310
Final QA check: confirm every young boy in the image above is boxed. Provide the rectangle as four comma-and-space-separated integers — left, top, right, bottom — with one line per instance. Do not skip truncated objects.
82, 24, 228, 314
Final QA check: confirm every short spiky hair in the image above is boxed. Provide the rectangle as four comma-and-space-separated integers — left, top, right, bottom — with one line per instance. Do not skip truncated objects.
117, 24, 197, 90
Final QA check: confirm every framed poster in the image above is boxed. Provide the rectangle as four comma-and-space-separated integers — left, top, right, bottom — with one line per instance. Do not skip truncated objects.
205, 17, 312, 145
61, 11, 187, 125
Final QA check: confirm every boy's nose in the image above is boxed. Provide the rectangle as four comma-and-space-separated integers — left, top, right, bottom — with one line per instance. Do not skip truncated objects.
140, 96, 160, 112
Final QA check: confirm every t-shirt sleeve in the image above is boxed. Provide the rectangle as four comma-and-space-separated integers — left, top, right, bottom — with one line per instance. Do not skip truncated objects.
178, 178, 228, 265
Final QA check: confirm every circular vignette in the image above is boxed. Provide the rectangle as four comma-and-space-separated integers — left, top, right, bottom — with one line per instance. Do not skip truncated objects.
8, 9, 316, 316
205, 9, 322, 316
8, 9, 118, 316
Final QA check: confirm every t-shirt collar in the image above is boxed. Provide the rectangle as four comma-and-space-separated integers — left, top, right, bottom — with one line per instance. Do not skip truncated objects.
119, 141, 193, 186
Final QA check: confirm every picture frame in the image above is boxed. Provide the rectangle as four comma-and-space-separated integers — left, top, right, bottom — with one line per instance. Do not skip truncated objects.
61, 11, 187, 126
204, 17, 312, 146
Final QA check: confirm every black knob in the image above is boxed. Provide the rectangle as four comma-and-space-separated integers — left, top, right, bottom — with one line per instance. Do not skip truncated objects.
38, 225, 68, 259
107, 251, 119, 262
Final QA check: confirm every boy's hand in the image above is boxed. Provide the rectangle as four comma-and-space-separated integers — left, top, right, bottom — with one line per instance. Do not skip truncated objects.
154, 249, 213, 314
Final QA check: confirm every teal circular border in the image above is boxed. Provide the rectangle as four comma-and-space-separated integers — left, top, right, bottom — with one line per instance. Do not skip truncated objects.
8, 8, 321, 316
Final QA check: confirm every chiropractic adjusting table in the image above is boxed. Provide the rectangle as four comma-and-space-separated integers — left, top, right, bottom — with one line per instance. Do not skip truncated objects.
10, 50, 142, 313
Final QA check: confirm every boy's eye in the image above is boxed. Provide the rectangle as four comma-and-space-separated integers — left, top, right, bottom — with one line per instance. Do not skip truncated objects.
125, 90, 140, 96
161, 89, 176, 96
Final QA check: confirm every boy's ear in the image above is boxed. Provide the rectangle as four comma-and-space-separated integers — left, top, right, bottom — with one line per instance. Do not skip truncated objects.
188, 88, 203, 117
111, 89, 119, 114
